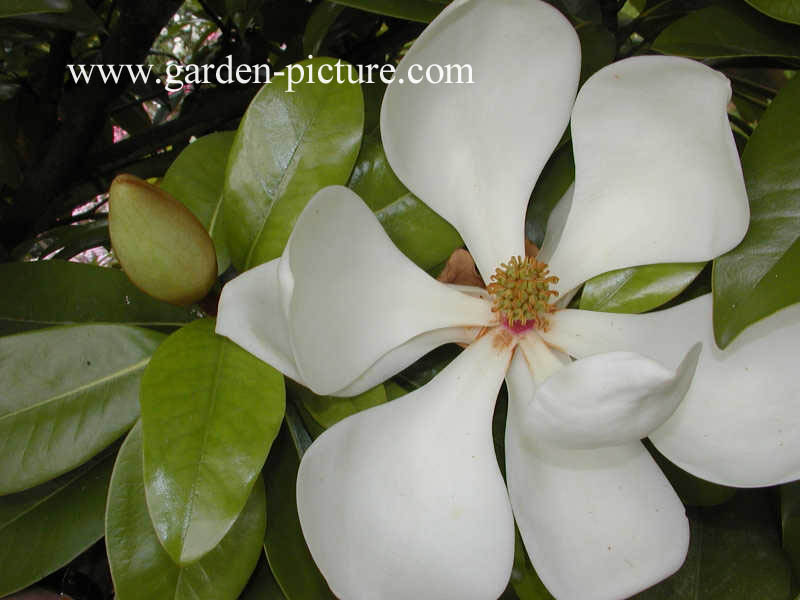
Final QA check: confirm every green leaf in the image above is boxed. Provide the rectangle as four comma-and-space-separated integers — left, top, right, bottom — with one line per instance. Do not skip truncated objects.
510, 529, 554, 600
239, 556, 287, 600
107, 423, 266, 600
0, 0, 70, 18
525, 144, 574, 247
348, 128, 409, 211
325, 0, 446, 22
0, 324, 163, 494
713, 73, 800, 348
634, 491, 792, 599
744, 0, 800, 25
376, 193, 463, 270
288, 381, 386, 431
577, 23, 616, 86
303, 1, 344, 56
0, 450, 114, 597
223, 57, 364, 270
14, 0, 103, 31
11, 218, 109, 261
140, 319, 284, 565
653, 2, 800, 59
580, 263, 705, 313
160, 131, 237, 274
0, 261, 194, 336
780, 481, 800, 582
264, 427, 335, 600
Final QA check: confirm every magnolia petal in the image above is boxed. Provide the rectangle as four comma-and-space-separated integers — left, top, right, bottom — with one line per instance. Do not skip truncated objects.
297, 329, 515, 600
284, 186, 494, 395
546, 56, 749, 294
381, 0, 580, 280
332, 326, 480, 397
505, 353, 689, 600
542, 296, 800, 487
519, 338, 700, 449
216, 258, 300, 381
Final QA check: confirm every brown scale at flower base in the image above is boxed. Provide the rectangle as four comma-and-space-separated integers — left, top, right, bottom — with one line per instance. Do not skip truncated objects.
487, 256, 559, 329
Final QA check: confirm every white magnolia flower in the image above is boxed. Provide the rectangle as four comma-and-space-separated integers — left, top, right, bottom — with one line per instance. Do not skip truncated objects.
216, 0, 800, 598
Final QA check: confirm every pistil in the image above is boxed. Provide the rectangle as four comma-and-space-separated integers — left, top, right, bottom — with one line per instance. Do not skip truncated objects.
487, 256, 559, 331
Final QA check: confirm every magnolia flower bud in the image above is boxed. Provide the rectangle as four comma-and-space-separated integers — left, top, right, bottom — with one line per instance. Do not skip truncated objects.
109, 174, 217, 306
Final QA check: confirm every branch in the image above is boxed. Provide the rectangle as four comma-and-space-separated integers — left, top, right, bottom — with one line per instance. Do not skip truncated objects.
1, 0, 184, 250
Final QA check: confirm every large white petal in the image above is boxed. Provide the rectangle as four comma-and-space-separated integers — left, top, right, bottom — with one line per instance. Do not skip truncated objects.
333, 326, 480, 396
216, 258, 300, 381
297, 329, 515, 600
505, 353, 689, 600
541, 296, 800, 487
381, 0, 580, 281
284, 186, 494, 395
546, 56, 749, 294
519, 336, 700, 448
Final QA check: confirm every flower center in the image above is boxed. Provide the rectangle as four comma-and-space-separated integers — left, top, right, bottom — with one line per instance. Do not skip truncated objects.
487, 256, 559, 331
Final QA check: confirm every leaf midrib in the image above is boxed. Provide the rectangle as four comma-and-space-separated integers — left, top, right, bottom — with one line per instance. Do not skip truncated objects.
243, 92, 328, 269
0, 358, 150, 423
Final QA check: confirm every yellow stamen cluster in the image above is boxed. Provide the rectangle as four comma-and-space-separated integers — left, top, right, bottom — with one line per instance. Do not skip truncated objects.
487, 256, 559, 329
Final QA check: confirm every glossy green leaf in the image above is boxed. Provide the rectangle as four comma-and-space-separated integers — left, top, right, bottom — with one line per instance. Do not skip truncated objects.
745, 0, 800, 25
223, 57, 363, 270
0, 0, 70, 17
0, 324, 163, 494
325, 0, 446, 22
107, 423, 266, 600
239, 556, 286, 600
713, 73, 800, 348
0, 450, 113, 597
376, 193, 463, 270
511, 529, 554, 600
288, 381, 386, 431
264, 427, 334, 600
161, 131, 237, 274
384, 381, 409, 401
580, 263, 705, 313
634, 491, 792, 599
303, 2, 344, 56
653, 2, 800, 59
12, 218, 109, 261
140, 319, 284, 565
349, 128, 409, 211
0, 261, 193, 336
577, 23, 616, 86
525, 144, 574, 247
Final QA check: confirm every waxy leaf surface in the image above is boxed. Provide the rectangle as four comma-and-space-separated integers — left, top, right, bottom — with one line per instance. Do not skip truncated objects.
140, 319, 284, 565
713, 73, 800, 348
264, 428, 335, 600
0, 261, 193, 336
223, 57, 363, 270
744, 0, 800, 24
0, 324, 163, 494
160, 131, 236, 274
653, 2, 800, 59
635, 492, 792, 599
375, 193, 463, 271
0, 451, 114, 597
107, 423, 266, 600
580, 263, 705, 314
